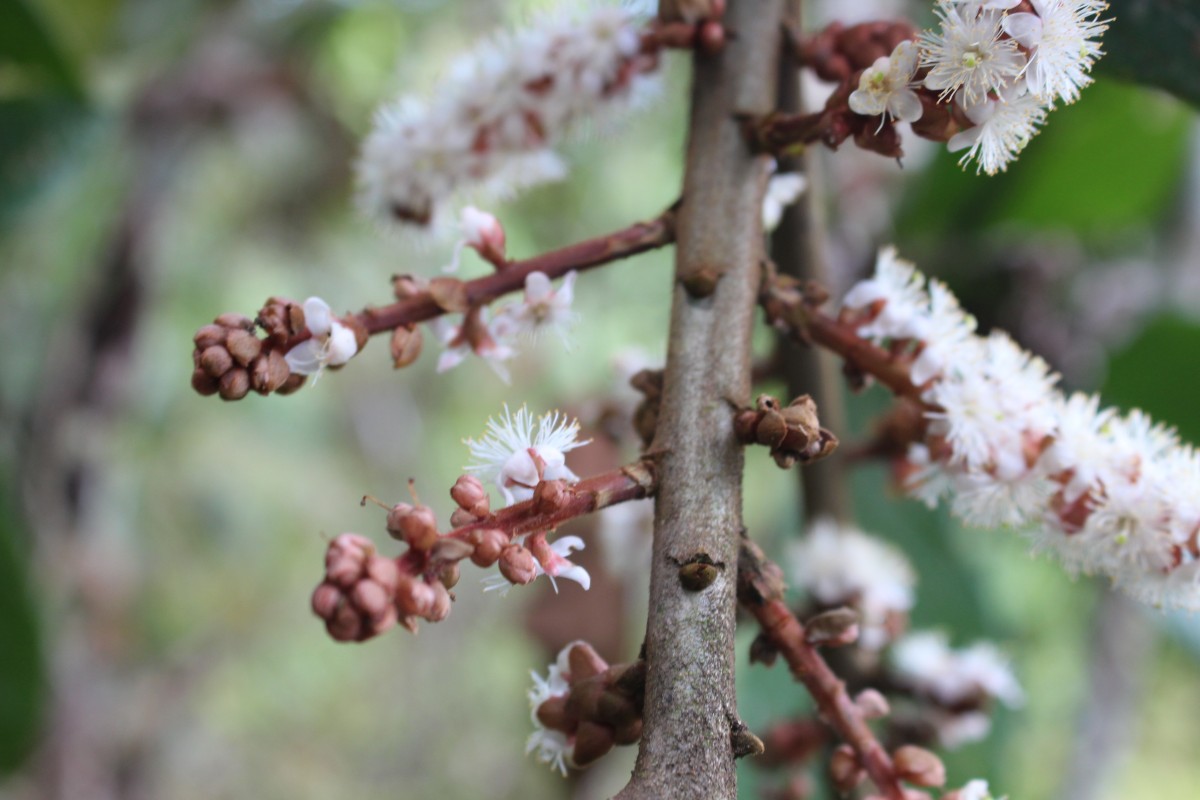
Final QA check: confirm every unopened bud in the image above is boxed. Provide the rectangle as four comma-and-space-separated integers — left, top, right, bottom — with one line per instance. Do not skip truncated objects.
572, 720, 615, 767
461, 206, 507, 266
595, 691, 638, 728
426, 580, 452, 622
830, 744, 865, 794
191, 368, 219, 396
386, 504, 439, 550
275, 372, 306, 395
310, 582, 342, 619
893, 746, 946, 788
804, 608, 860, 647
392, 274, 422, 300
390, 324, 423, 368
325, 533, 373, 588
215, 312, 254, 331
351, 579, 392, 620
430, 537, 474, 563
250, 349, 290, 394
326, 601, 363, 642
499, 544, 538, 586
567, 642, 609, 683
199, 346, 233, 378
613, 718, 642, 746
397, 576, 434, 618
437, 562, 460, 589
449, 508, 478, 527
470, 528, 508, 567
450, 475, 490, 517
365, 554, 400, 594
855, 689, 890, 720
535, 694, 571, 731
533, 479, 570, 514
218, 367, 250, 400
193, 324, 226, 350
225, 328, 262, 367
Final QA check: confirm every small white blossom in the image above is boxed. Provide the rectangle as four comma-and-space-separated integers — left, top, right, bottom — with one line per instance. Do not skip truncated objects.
762, 172, 808, 232
958, 778, 1005, 800
465, 405, 590, 506
920, 2, 1023, 105
788, 517, 916, 650
498, 271, 578, 346
841, 246, 931, 341
357, 7, 657, 227
283, 297, 360, 376
526, 644, 576, 775
1003, 0, 1109, 105
848, 41, 924, 127
432, 309, 517, 382
948, 87, 1048, 175
891, 631, 1024, 708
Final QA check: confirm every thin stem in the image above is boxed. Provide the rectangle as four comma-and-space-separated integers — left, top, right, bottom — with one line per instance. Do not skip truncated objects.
738, 538, 907, 800
357, 210, 676, 336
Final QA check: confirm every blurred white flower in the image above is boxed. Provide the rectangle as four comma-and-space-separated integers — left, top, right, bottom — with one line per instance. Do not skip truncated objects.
283, 297, 359, 376
762, 172, 808, 232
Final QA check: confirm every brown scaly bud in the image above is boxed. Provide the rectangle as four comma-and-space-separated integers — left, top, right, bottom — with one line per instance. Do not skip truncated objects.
311, 550, 401, 643
803, 607, 860, 647
275, 372, 306, 395
469, 528, 508, 568
385, 503, 439, 550
199, 346, 234, 378
498, 544, 538, 586
449, 508, 477, 527
214, 312, 254, 331
250, 349, 291, 395
567, 641, 609, 682
430, 537, 474, 564
533, 479, 570, 515
572, 720, 616, 767
534, 694, 572, 732
392, 274, 423, 300
450, 475, 490, 518
191, 368, 219, 396
630, 368, 664, 448
426, 580, 452, 622
256, 296, 302, 344
830, 744, 865, 794
855, 688, 891, 720
390, 324, 423, 369
193, 324, 226, 350
735, 394, 839, 469
224, 328, 262, 367
893, 746, 946, 788
436, 561, 461, 589
397, 576, 435, 618
218, 368, 250, 401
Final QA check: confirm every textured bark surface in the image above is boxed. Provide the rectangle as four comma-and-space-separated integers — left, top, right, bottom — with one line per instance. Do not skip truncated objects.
616, 1, 784, 797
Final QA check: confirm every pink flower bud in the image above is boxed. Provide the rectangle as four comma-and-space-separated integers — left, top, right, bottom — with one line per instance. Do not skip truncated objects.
387, 504, 439, 550
449, 508, 477, 527
571, 720, 615, 767
533, 479, 570, 514
310, 582, 343, 620
398, 578, 436, 618
567, 642, 608, 683
470, 528, 508, 568
450, 474, 490, 517
460, 206, 507, 266
893, 745, 946, 788
326, 601, 363, 642
351, 580, 392, 621
325, 533, 373, 588
499, 544, 538, 586
855, 689, 890, 719
830, 744, 865, 794
426, 581, 452, 622
365, 555, 401, 594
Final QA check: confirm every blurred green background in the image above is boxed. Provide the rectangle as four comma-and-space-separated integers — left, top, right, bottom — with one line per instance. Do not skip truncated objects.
2, 0, 1199, 798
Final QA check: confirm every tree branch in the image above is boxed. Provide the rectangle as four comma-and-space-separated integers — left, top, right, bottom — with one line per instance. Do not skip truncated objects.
617, 1, 784, 797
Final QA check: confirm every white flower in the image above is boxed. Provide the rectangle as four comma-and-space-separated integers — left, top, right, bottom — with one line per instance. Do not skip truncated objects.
788, 517, 916, 650
891, 631, 1024, 708
762, 172, 808, 232
920, 2, 1023, 105
465, 405, 590, 506
958, 778, 1004, 800
497, 271, 578, 346
283, 297, 360, 376
357, 7, 657, 227
481, 534, 591, 595
1003, 0, 1109, 106
526, 644, 575, 775
841, 246, 930, 341
432, 308, 517, 382
848, 41, 924, 127
948, 87, 1048, 175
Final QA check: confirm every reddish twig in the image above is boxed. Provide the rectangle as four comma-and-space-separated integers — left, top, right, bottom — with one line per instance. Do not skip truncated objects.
358, 210, 676, 336
737, 537, 907, 800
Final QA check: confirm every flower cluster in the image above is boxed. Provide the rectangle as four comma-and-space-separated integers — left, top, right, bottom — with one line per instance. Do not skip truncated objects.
840, 248, 1200, 610
920, 0, 1109, 174
787, 516, 915, 650
357, 6, 658, 227
890, 631, 1024, 748
526, 641, 645, 775
466, 405, 590, 505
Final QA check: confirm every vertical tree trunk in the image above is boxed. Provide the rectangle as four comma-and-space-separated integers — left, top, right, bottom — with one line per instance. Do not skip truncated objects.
617, 2, 784, 797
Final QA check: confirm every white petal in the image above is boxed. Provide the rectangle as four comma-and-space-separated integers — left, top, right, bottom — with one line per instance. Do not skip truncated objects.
556, 564, 591, 591
325, 321, 359, 366
284, 340, 325, 375
947, 127, 983, 153
888, 90, 924, 124
301, 297, 333, 336
436, 348, 467, 373
524, 271, 554, 303
550, 535, 586, 556
1001, 13, 1042, 48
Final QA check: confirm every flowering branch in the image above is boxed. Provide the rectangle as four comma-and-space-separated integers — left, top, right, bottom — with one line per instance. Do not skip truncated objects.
737, 536, 915, 800
190, 209, 675, 400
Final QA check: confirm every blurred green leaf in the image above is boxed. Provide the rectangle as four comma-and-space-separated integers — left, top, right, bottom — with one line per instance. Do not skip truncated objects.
1100, 0, 1200, 109
0, 489, 44, 774
899, 82, 1190, 239
0, 0, 84, 98
0, 96, 92, 230
1103, 314, 1200, 444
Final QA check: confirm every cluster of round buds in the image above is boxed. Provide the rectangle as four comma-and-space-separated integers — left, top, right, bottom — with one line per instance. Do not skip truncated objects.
311, 534, 406, 642
191, 312, 301, 400
526, 641, 645, 775
191, 296, 367, 400
733, 394, 839, 469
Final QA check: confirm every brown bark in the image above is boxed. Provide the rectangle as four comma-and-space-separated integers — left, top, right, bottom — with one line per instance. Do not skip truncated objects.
617, 1, 784, 797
